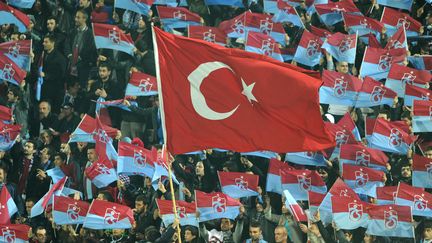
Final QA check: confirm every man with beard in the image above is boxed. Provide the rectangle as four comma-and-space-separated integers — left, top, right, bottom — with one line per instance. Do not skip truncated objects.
87, 63, 122, 127
45, 17, 66, 54
33, 101, 58, 138
11, 140, 40, 196
65, 9, 97, 85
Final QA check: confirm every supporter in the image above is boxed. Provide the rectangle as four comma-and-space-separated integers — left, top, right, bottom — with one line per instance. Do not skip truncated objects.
246, 220, 267, 243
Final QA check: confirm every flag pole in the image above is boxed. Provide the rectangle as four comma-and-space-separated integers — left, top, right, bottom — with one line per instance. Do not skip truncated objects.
164, 145, 182, 243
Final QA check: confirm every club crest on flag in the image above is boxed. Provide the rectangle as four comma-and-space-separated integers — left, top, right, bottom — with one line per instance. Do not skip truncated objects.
333, 77, 348, 97
173, 11, 187, 20
8, 43, 20, 58
212, 195, 226, 213
378, 54, 392, 71
108, 29, 121, 44
401, 72, 416, 85
2, 228, 15, 243
96, 163, 111, 175
0, 131, 11, 145
370, 86, 386, 104
397, 18, 410, 30
67, 204, 81, 222
335, 130, 349, 148
133, 150, 147, 167
104, 207, 120, 225
259, 18, 273, 35
96, 129, 110, 143
297, 174, 311, 191
384, 209, 398, 229
235, 176, 248, 190
340, 189, 349, 197
261, 39, 275, 56
339, 37, 352, 54
1, 64, 15, 82
139, 78, 153, 92
354, 170, 368, 187
203, 31, 215, 43
306, 40, 320, 57
360, 18, 369, 28
176, 206, 187, 218
348, 202, 363, 221
414, 194, 428, 211
331, 5, 346, 13
355, 150, 370, 167
389, 128, 402, 147
231, 21, 245, 35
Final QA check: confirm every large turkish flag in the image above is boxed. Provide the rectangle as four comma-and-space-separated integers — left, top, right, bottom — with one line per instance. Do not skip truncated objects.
153, 27, 334, 154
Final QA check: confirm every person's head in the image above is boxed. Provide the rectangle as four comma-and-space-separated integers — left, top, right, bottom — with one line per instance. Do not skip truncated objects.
40, 130, 53, 145
7, 86, 21, 103
336, 61, 349, 74
424, 221, 432, 240
46, 17, 57, 32
96, 191, 114, 202
67, 80, 81, 96
401, 162, 412, 178
220, 218, 234, 231
98, 63, 111, 81
184, 226, 198, 242
61, 102, 74, 118
195, 161, 205, 176
138, 17, 147, 29
39, 147, 52, 162
0, 162, 8, 183
112, 229, 124, 237
54, 152, 67, 167
23, 141, 36, 156
249, 220, 262, 241
25, 197, 35, 215
363, 233, 375, 243
79, 0, 91, 8
87, 145, 98, 162
425, 146, 432, 159
256, 201, 264, 212
43, 35, 56, 52
135, 195, 147, 213
39, 101, 51, 118
35, 226, 47, 243
75, 10, 88, 27
343, 230, 353, 242
274, 226, 288, 243
378, 109, 391, 121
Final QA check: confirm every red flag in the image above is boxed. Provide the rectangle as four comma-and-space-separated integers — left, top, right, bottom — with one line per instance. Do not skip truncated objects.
83, 200, 135, 229
69, 114, 119, 143
0, 53, 26, 86
188, 25, 227, 46
218, 171, 259, 198
310, 26, 332, 39
381, 7, 421, 34
125, 71, 158, 97
92, 23, 135, 55
0, 186, 17, 224
0, 105, 11, 121
0, 224, 30, 242
52, 195, 90, 225
0, 2, 30, 33
31, 176, 67, 217
153, 27, 334, 154
156, 199, 198, 226
367, 33, 382, 48
385, 27, 407, 50
376, 186, 397, 205
157, 6, 201, 23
